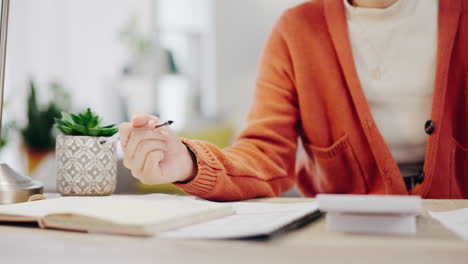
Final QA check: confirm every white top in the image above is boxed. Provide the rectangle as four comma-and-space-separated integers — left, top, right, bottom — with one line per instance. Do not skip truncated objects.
344, 0, 438, 176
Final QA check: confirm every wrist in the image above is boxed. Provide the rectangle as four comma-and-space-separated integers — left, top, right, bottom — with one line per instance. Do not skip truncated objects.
179, 145, 198, 183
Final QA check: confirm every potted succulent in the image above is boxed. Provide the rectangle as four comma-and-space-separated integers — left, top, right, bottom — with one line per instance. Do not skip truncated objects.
54, 109, 118, 196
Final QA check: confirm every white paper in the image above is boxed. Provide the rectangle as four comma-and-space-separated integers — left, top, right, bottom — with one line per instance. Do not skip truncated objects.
158, 201, 318, 239
317, 194, 422, 215
429, 208, 468, 241
326, 213, 417, 235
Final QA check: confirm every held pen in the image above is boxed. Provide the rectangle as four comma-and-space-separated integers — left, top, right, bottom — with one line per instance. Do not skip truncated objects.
99, 120, 174, 145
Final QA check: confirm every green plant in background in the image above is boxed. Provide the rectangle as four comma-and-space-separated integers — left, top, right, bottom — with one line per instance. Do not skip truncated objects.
0, 135, 6, 148
0, 100, 14, 150
119, 15, 153, 58
55, 109, 118, 137
21, 80, 69, 150
50, 81, 71, 114
164, 49, 180, 75
0, 120, 16, 150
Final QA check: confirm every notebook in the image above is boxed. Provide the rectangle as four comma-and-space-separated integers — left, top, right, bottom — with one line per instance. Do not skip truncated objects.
0, 196, 234, 236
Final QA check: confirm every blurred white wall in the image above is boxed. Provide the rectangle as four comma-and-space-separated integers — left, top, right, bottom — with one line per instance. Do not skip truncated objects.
6, 0, 155, 126
213, 0, 305, 125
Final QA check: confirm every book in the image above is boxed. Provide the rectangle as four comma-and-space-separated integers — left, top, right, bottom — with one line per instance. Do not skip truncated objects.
317, 194, 422, 235
0, 196, 234, 237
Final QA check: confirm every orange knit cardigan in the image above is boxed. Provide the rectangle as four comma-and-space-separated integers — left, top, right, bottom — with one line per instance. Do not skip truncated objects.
175, 0, 468, 200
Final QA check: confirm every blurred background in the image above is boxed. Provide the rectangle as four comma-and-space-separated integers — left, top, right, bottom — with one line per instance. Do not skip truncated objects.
0, 0, 304, 196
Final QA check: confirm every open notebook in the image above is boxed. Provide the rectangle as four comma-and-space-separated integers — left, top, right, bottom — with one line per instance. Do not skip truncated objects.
0, 196, 234, 236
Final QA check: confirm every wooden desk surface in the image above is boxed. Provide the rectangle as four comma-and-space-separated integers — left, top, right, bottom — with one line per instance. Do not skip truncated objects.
0, 199, 467, 264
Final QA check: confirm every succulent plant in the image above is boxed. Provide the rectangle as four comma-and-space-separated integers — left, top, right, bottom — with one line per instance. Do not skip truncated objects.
54, 109, 118, 137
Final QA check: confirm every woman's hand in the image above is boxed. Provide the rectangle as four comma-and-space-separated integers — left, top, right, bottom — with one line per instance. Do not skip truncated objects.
119, 113, 197, 185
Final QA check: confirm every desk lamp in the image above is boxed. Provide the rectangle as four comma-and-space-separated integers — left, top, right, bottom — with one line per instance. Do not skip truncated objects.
0, 0, 43, 204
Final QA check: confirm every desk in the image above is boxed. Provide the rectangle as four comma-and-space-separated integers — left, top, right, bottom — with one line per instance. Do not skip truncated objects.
0, 199, 467, 264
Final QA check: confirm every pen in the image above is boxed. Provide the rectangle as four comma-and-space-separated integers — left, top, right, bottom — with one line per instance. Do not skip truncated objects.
99, 120, 174, 145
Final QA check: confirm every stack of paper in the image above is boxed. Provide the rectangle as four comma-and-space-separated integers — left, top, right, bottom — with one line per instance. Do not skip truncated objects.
317, 194, 422, 235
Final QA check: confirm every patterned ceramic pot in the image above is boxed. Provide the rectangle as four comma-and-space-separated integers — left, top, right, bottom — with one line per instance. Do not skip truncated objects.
56, 135, 117, 196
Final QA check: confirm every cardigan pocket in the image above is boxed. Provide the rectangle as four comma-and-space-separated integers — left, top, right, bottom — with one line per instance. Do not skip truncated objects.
450, 138, 468, 198
307, 134, 367, 194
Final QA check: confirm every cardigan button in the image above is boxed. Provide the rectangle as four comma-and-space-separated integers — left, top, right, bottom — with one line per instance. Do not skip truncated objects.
425, 120, 435, 135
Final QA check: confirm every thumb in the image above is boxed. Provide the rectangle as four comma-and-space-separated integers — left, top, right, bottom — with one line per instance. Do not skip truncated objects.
131, 112, 160, 128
